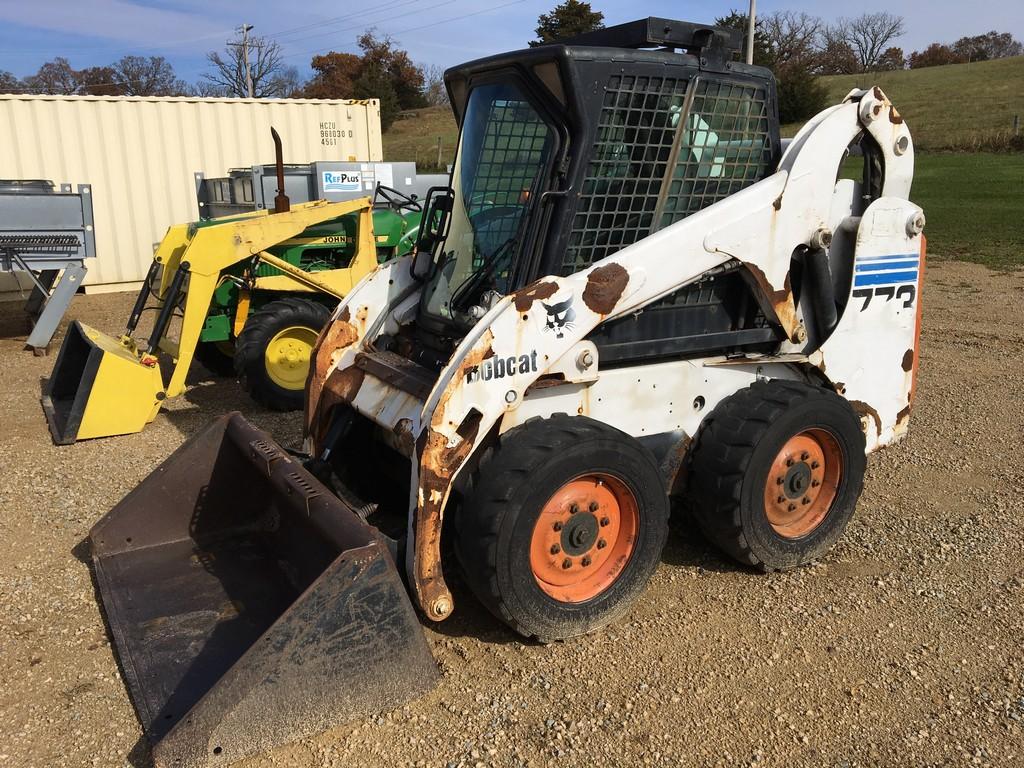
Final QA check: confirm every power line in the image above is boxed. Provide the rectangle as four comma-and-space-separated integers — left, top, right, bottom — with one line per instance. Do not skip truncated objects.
262, 0, 429, 41
278, 0, 463, 58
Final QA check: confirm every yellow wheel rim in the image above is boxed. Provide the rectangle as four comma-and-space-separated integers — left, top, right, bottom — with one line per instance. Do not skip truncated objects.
264, 325, 318, 390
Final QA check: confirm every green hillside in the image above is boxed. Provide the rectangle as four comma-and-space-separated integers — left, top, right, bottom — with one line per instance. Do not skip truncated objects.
383, 58, 1024, 267
783, 55, 1024, 150
387, 57, 1024, 162
384, 107, 459, 171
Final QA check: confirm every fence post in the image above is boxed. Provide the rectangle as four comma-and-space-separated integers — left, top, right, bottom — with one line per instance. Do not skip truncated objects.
436, 136, 443, 169
1014, 115, 1020, 137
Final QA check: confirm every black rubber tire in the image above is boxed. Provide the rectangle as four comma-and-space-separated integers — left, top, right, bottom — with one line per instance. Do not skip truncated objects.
455, 415, 669, 642
194, 340, 235, 377
234, 297, 330, 411
685, 379, 866, 571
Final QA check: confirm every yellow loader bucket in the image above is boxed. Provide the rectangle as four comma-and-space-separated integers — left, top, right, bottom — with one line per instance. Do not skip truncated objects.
89, 413, 437, 767
42, 320, 165, 444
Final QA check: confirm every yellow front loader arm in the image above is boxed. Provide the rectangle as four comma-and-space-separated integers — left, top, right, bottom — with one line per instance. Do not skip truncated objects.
42, 198, 377, 444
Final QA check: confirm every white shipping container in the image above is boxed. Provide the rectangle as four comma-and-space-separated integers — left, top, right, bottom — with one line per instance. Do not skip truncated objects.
0, 94, 383, 291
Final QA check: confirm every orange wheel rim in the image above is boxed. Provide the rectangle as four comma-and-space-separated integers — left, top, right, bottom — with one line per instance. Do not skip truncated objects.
763, 429, 843, 539
529, 474, 639, 603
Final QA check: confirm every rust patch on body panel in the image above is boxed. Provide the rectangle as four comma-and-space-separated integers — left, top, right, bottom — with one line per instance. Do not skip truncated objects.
889, 106, 904, 124
895, 404, 911, 427
902, 349, 914, 372
661, 433, 693, 495
305, 319, 360, 440
412, 329, 495, 621
849, 400, 882, 438
582, 263, 629, 315
393, 418, 416, 457
513, 280, 558, 312
415, 415, 481, 621
742, 262, 796, 335
308, 367, 365, 451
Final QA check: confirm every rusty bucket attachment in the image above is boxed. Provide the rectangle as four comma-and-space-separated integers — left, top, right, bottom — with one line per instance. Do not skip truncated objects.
89, 413, 438, 767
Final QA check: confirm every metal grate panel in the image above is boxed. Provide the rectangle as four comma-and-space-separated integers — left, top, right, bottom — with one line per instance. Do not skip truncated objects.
658, 79, 772, 229
562, 75, 689, 274
561, 75, 772, 275
466, 97, 550, 268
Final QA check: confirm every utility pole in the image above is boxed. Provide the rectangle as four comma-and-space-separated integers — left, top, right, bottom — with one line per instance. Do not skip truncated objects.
232, 23, 255, 98
746, 0, 756, 65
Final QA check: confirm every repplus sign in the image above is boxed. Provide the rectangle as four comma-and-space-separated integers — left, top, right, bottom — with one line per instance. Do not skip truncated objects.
322, 171, 362, 192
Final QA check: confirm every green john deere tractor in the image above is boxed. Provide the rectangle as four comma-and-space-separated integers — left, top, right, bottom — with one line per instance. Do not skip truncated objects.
192, 186, 422, 411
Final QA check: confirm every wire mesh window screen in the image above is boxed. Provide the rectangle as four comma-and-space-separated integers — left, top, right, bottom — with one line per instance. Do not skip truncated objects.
561, 75, 689, 274
465, 97, 551, 267
561, 75, 772, 275
658, 79, 772, 229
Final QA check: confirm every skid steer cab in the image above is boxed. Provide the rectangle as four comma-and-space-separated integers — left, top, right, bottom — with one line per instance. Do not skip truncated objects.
87, 18, 925, 766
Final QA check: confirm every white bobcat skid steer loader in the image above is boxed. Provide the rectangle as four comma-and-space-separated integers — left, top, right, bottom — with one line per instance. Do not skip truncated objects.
87, 18, 924, 766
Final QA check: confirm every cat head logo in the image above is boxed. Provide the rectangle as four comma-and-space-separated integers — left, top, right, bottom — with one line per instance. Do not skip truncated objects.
541, 296, 576, 339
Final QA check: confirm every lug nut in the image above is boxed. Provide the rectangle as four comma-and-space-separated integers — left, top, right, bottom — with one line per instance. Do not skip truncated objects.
811, 479, 820, 487
802, 497, 811, 505
811, 461, 820, 469
550, 544, 560, 555
777, 495, 785, 504
785, 457, 795, 467
581, 556, 592, 567
569, 503, 579, 515
597, 539, 607, 549
562, 558, 572, 569
788, 503, 797, 512
800, 451, 810, 461
589, 501, 599, 512
600, 516, 610, 527
776, 477, 784, 485
553, 521, 563, 532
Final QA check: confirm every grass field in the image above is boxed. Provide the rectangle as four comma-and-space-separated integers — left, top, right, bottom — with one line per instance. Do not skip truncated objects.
783, 56, 1024, 151
383, 107, 459, 170
383, 59, 1023, 268
911, 153, 1023, 268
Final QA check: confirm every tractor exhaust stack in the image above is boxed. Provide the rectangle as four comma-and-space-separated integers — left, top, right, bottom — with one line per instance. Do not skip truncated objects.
271, 127, 290, 213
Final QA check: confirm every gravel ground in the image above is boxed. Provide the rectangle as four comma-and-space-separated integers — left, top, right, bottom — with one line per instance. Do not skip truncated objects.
0, 260, 1022, 768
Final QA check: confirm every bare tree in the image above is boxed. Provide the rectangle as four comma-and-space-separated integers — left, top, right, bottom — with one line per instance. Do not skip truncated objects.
23, 57, 79, 95
202, 34, 289, 98
834, 12, 906, 71
272, 66, 306, 99
112, 55, 187, 96
77, 66, 124, 96
0, 70, 23, 93
761, 11, 821, 67
422, 64, 449, 107
817, 25, 858, 74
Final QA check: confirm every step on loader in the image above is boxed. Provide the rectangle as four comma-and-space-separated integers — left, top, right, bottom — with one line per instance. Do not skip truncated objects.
87, 18, 925, 766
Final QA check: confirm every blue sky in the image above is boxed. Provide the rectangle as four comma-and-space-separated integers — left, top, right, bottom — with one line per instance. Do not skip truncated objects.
0, 1, 1021, 85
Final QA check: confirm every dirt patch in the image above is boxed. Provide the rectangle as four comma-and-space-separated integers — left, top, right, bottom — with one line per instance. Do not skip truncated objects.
1, 260, 1023, 767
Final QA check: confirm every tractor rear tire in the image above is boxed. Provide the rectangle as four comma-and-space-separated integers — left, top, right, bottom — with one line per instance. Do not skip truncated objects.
234, 297, 330, 411
685, 379, 865, 571
455, 415, 669, 642
194, 340, 236, 377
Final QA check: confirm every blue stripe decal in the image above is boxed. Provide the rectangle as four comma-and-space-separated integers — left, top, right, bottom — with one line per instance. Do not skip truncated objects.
855, 259, 920, 273
855, 252, 919, 262
854, 270, 918, 287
